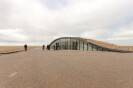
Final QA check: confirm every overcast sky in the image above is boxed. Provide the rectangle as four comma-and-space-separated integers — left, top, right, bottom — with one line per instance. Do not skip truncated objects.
0, 0, 133, 46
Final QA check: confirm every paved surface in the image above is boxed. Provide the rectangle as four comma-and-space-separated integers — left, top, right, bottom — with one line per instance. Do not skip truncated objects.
0, 49, 133, 88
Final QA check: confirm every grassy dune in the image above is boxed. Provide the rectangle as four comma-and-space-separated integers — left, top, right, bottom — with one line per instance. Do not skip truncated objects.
0, 46, 41, 53
81, 38, 133, 51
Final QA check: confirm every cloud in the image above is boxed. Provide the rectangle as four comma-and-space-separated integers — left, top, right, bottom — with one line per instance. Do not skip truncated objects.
0, 0, 133, 46
0, 29, 28, 42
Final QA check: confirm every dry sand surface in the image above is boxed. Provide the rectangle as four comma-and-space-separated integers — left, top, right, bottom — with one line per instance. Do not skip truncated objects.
0, 46, 40, 53
0, 49, 133, 88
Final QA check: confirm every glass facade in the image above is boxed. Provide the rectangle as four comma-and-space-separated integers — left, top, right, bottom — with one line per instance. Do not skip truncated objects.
49, 38, 108, 51
48, 37, 132, 53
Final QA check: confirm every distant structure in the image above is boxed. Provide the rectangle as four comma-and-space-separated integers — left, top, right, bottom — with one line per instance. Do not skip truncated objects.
49, 37, 132, 53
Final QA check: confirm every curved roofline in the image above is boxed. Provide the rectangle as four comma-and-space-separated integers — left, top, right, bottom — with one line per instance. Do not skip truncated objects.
49, 37, 133, 53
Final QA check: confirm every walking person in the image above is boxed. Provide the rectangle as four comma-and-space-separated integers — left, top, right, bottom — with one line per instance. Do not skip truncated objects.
42, 44, 45, 50
47, 45, 50, 50
24, 44, 28, 51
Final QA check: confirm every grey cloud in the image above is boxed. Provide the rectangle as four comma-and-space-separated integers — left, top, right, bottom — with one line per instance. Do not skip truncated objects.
0, 0, 133, 46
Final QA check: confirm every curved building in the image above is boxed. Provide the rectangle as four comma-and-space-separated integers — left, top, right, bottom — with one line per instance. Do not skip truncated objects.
49, 37, 132, 53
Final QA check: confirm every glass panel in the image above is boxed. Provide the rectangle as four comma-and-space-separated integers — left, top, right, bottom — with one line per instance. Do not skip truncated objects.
50, 39, 60, 50
68, 38, 71, 50
72, 39, 76, 50
71, 39, 73, 50
77, 40, 80, 50
92, 45, 97, 51
98, 47, 103, 51
88, 43, 92, 51
84, 42, 88, 51
65, 38, 68, 50
80, 40, 83, 51
64, 38, 67, 50
55, 40, 60, 50
62, 39, 66, 50
75, 39, 78, 50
